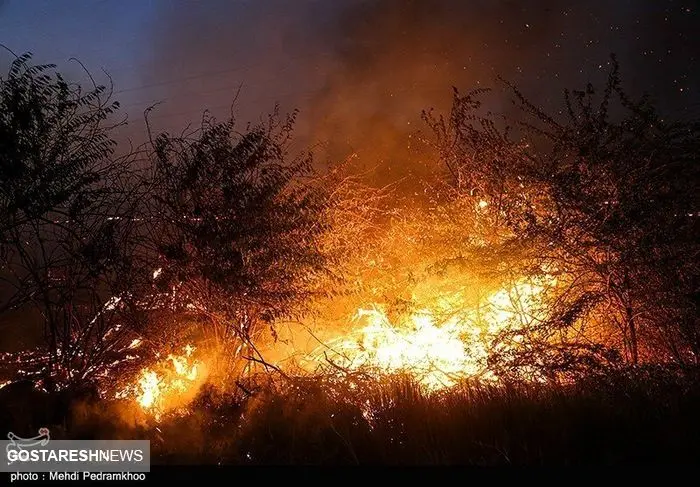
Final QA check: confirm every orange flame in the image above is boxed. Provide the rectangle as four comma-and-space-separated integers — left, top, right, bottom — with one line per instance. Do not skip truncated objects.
302, 278, 549, 391
117, 344, 205, 420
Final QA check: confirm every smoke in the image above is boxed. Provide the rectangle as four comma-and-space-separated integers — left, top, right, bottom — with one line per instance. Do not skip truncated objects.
134, 1, 337, 134
303, 0, 567, 187
139, 0, 699, 188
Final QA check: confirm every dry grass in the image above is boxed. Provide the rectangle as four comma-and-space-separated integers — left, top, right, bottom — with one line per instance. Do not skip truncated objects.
5, 366, 694, 465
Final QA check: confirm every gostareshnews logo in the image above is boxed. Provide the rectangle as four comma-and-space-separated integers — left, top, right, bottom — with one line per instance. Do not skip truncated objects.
2, 427, 149, 480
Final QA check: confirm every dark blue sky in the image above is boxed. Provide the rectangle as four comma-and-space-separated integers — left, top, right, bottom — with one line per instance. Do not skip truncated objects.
1, 0, 698, 177
0, 1, 334, 134
0, 1, 156, 95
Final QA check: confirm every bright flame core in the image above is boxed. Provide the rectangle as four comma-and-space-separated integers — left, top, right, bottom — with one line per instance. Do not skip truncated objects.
117, 344, 204, 420
303, 279, 547, 391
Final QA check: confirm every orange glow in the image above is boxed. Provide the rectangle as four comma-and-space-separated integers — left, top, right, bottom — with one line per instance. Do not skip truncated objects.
246, 187, 562, 392
116, 344, 206, 420
297, 278, 550, 391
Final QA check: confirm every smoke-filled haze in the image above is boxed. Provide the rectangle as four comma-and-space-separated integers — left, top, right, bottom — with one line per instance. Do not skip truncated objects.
1, 0, 698, 185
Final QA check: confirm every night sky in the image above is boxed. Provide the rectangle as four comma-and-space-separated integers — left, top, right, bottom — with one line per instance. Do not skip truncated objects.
1, 0, 698, 182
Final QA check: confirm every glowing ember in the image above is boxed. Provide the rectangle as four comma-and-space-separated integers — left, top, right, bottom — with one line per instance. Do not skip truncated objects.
116, 344, 205, 420
0, 380, 10, 390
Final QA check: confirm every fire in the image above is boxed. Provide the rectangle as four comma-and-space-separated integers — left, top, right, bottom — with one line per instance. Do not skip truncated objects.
117, 344, 205, 420
325, 306, 476, 390
303, 278, 548, 391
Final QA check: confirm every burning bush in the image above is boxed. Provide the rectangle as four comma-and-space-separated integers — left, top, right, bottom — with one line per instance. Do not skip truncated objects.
143, 108, 335, 374
115, 344, 207, 421
424, 59, 700, 372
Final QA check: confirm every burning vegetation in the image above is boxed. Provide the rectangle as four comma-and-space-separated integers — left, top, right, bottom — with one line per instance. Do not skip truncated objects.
115, 345, 205, 421
0, 52, 699, 463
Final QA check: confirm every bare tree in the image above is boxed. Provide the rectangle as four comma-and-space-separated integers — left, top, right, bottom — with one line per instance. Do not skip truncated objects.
425, 57, 700, 377
0, 53, 144, 391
